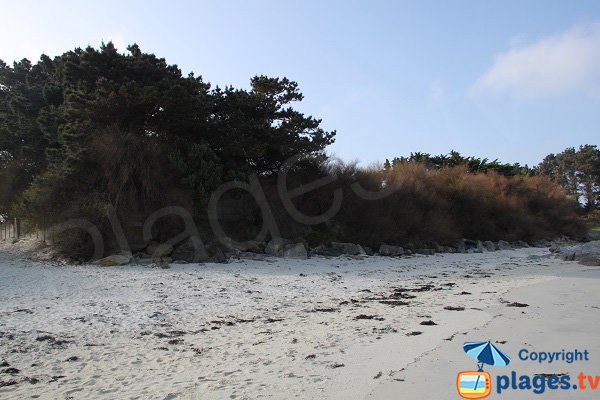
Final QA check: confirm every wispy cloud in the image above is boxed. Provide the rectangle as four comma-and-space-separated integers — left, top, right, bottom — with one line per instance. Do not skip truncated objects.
470, 22, 600, 98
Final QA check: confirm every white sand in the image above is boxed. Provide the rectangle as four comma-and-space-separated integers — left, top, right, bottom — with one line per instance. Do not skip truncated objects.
0, 239, 596, 399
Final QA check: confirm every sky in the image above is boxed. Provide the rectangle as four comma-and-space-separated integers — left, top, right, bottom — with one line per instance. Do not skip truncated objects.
1, 0, 600, 166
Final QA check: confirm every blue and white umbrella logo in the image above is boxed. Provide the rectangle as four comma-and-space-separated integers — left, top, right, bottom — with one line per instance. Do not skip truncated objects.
463, 341, 511, 370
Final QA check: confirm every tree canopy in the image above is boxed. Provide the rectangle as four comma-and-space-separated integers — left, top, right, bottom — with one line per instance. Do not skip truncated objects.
0, 43, 335, 222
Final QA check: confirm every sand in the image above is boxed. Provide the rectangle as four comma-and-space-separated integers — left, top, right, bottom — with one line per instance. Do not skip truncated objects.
0, 239, 598, 399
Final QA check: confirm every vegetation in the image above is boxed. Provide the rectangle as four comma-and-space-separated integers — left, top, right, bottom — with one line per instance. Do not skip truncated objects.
537, 145, 600, 211
0, 43, 594, 257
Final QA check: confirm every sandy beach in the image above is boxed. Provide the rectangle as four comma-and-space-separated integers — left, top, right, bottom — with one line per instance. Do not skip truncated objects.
1, 242, 598, 399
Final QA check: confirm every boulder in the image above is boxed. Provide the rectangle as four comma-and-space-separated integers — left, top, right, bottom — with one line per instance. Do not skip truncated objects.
171, 237, 206, 263
513, 240, 530, 248
549, 242, 561, 253
208, 245, 227, 263
533, 239, 551, 248
415, 248, 435, 255
475, 241, 485, 253
220, 237, 265, 253
330, 242, 365, 256
98, 254, 131, 266
266, 238, 292, 257
497, 240, 511, 250
146, 242, 173, 257
555, 241, 600, 266
362, 246, 374, 256
455, 239, 467, 254
483, 241, 496, 252
378, 244, 405, 256
283, 243, 308, 259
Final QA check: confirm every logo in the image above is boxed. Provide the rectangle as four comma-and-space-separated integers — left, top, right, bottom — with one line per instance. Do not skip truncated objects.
457, 371, 492, 399
457, 341, 511, 399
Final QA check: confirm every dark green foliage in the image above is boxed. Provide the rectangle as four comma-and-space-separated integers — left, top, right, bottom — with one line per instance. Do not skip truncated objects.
0, 43, 334, 256
385, 150, 531, 177
537, 145, 600, 211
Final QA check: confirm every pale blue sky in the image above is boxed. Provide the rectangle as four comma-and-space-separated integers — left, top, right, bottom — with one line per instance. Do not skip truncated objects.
2, 0, 600, 166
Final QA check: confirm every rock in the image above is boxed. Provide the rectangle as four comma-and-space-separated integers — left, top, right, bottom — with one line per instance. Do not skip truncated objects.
311, 245, 337, 257
265, 238, 292, 257
474, 241, 485, 253
555, 241, 600, 266
206, 244, 227, 263
431, 242, 443, 253
549, 242, 561, 253
455, 239, 466, 253
497, 240, 511, 250
330, 242, 365, 256
513, 240, 530, 248
283, 243, 308, 259
98, 254, 131, 266
237, 252, 268, 261
589, 230, 600, 240
362, 246, 374, 256
378, 244, 404, 256
483, 241, 496, 252
311, 242, 364, 257
221, 237, 265, 253
155, 258, 170, 269
415, 248, 435, 256
145, 242, 173, 257
171, 237, 206, 263
533, 239, 551, 248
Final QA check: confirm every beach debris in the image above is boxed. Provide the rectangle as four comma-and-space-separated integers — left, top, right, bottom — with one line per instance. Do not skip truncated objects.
507, 302, 529, 308
1, 367, 20, 375
309, 307, 339, 313
443, 306, 466, 311
330, 362, 345, 369
406, 331, 423, 336
305, 354, 316, 360
379, 300, 410, 307
420, 320, 437, 326
374, 371, 383, 379
354, 314, 385, 321
373, 325, 397, 334
265, 318, 284, 323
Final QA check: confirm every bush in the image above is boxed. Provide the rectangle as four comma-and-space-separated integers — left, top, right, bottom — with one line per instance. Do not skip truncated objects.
293, 161, 585, 248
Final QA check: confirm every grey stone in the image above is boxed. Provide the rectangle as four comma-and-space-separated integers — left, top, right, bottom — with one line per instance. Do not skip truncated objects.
483, 241, 496, 252
497, 240, 511, 250
98, 254, 131, 266
266, 238, 292, 257
330, 242, 365, 256
475, 241, 485, 253
555, 241, 600, 266
171, 237, 206, 263
362, 246, 374, 256
378, 244, 404, 256
145, 242, 173, 257
283, 243, 308, 259
455, 239, 467, 253
415, 248, 435, 255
